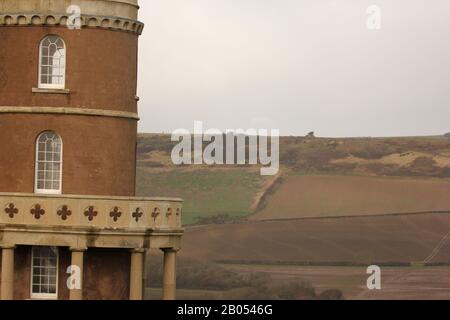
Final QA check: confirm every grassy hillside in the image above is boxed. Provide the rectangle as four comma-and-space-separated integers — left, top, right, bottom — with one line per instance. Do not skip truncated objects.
278, 135, 450, 177
136, 134, 450, 225
137, 134, 450, 177
136, 167, 264, 225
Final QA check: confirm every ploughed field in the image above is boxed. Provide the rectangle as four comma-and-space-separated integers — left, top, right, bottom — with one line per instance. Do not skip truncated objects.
252, 174, 450, 220
181, 213, 450, 264
175, 213, 450, 299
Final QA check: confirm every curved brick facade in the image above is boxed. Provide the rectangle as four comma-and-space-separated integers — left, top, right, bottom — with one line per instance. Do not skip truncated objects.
0, 2, 140, 196
0, 114, 137, 196
0, 27, 138, 113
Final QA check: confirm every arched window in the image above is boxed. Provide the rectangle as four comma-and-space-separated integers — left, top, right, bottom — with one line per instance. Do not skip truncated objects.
35, 131, 63, 194
38, 35, 66, 89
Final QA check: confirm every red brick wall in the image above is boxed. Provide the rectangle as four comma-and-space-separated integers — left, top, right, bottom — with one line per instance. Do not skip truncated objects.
0, 26, 139, 196
0, 26, 138, 113
0, 114, 137, 196
83, 248, 130, 300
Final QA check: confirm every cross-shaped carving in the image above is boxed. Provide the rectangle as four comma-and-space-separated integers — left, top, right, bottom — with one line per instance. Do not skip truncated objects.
166, 207, 173, 218
30, 204, 45, 219
4, 203, 18, 218
132, 207, 143, 222
151, 207, 160, 222
110, 206, 122, 222
57, 205, 72, 221
84, 206, 98, 221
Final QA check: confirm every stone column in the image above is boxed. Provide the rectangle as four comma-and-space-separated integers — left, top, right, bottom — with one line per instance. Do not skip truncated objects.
162, 248, 178, 300
0, 246, 15, 300
69, 248, 86, 300
129, 248, 146, 300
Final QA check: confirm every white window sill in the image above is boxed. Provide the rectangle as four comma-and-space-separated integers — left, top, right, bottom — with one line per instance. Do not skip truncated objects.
32, 88, 70, 95
29, 295, 58, 300
35, 190, 62, 195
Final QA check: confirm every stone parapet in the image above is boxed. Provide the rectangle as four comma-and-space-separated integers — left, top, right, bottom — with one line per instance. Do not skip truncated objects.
0, 193, 182, 230
0, 0, 143, 35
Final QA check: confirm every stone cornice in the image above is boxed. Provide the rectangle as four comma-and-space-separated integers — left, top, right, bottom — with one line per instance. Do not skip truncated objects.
0, 106, 140, 120
0, 13, 144, 35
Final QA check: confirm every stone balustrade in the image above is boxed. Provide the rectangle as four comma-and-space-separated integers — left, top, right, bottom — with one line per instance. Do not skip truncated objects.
0, 193, 182, 231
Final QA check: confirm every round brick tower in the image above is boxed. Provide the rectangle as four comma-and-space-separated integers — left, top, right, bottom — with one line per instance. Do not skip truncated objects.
0, 0, 143, 196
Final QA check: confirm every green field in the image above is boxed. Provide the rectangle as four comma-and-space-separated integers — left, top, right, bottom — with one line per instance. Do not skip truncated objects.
136, 167, 263, 225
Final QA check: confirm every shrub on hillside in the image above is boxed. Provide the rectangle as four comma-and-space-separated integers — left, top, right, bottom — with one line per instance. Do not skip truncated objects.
147, 258, 247, 290
346, 143, 398, 160
192, 214, 242, 225
318, 289, 344, 300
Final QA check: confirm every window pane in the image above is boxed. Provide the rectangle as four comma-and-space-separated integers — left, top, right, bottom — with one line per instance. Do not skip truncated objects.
40, 73, 48, 84
41, 57, 50, 66
44, 171, 52, 180
52, 181, 60, 190
46, 140, 53, 151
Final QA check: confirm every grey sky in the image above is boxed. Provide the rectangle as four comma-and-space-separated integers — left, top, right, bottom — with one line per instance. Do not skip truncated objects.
137, 0, 450, 137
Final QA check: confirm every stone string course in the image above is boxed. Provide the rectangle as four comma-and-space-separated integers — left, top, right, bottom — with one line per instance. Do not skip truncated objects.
0, 13, 144, 35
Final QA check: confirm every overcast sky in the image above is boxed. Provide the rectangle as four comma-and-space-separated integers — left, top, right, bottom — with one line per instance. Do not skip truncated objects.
137, 0, 450, 137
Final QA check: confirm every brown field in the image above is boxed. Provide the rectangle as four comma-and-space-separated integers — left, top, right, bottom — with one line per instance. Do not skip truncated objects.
178, 213, 450, 299
220, 265, 450, 300
181, 213, 450, 264
253, 175, 450, 220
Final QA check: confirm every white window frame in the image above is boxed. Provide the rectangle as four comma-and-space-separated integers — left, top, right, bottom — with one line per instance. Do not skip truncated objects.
30, 246, 59, 300
34, 131, 63, 195
38, 35, 66, 90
